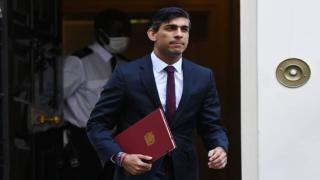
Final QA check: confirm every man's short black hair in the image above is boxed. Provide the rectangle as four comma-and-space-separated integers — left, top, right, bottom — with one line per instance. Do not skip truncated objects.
149, 7, 191, 31
94, 9, 131, 37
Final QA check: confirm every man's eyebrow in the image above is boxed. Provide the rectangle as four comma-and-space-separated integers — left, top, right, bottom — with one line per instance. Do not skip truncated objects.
165, 24, 190, 28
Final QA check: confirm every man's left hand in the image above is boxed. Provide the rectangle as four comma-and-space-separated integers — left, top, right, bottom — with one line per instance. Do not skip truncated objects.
208, 147, 227, 169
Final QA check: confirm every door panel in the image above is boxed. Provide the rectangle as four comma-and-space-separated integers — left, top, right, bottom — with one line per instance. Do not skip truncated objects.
4, 0, 63, 180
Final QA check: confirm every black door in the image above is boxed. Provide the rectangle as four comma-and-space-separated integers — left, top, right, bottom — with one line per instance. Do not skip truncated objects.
1, 0, 63, 180
1, 1, 10, 179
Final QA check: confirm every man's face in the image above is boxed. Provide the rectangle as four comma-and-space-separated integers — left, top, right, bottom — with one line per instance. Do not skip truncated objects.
148, 17, 190, 61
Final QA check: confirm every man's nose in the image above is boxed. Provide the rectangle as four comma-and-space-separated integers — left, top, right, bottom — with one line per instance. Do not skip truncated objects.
174, 28, 183, 37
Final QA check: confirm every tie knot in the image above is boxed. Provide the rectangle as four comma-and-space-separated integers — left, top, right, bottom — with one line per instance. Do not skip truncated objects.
164, 66, 175, 73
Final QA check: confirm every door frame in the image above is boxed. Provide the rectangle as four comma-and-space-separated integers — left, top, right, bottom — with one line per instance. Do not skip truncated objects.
240, 0, 259, 180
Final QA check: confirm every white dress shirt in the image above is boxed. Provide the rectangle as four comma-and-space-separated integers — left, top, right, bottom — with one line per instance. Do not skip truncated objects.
151, 52, 183, 111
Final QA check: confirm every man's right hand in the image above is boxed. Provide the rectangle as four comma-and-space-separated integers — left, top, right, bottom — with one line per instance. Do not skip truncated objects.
122, 154, 153, 175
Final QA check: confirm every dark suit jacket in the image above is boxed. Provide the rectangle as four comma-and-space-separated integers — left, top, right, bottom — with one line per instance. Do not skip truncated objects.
87, 54, 229, 180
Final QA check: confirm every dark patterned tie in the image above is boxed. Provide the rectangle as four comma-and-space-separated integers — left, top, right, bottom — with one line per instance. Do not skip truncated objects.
164, 66, 176, 122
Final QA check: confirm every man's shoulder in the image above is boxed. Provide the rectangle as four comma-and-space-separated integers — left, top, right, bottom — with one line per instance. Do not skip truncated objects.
183, 58, 213, 73
71, 47, 93, 59
117, 54, 150, 69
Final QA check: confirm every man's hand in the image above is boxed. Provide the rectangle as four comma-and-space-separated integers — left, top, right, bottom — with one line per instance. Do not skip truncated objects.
208, 147, 227, 169
122, 154, 153, 175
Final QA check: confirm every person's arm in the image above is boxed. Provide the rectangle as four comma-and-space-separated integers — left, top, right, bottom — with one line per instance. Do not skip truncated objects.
86, 65, 126, 166
196, 70, 229, 169
86, 65, 153, 174
63, 56, 85, 99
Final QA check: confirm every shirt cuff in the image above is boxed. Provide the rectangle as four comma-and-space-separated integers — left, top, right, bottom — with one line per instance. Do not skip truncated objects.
110, 152, 127, 167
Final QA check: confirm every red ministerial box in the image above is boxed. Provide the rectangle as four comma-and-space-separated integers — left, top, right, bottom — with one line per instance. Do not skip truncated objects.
114, 108, 176, 161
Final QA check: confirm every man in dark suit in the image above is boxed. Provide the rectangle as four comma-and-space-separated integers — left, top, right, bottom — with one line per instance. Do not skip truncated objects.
87, 7, 229, 180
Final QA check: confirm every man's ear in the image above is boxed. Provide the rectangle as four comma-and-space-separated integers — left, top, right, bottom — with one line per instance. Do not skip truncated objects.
147, 28, 157, 42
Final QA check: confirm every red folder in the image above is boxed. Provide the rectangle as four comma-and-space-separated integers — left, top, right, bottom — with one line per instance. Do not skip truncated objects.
114, 108, 176, 161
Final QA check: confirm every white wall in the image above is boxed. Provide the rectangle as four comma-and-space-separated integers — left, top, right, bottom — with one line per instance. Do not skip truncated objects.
242, 0, 320, 180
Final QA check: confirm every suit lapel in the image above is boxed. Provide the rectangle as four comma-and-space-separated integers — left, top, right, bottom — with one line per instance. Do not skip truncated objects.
139, 55, 162, 109
171, 60, 194, 125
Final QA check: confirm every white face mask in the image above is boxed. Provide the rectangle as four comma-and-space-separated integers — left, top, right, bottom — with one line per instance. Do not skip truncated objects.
98, 29, 129, 54
103, 37, 129, 54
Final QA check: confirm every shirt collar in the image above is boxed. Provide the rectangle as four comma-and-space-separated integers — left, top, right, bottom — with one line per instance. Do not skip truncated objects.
89, 41, 112, 63
151, 51, 182, 74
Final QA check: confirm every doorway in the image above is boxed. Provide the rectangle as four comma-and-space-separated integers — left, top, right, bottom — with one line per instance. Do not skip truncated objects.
62, 1, 241, 180
1, 0, 241, 179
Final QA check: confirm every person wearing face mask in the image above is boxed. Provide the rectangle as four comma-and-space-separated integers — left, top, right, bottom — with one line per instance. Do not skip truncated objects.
62, 9, 131, 180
